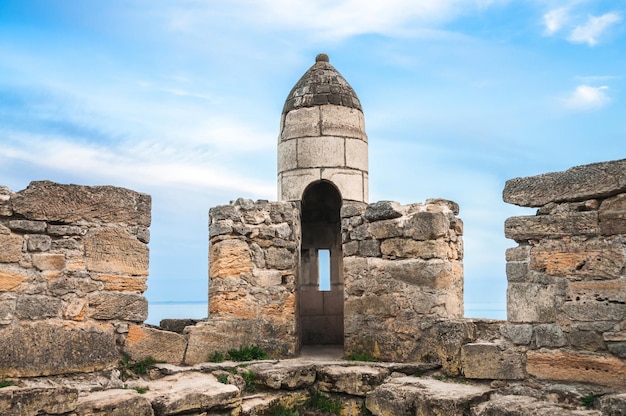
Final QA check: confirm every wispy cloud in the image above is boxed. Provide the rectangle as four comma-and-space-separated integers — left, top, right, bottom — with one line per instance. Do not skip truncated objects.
563, 85, 611, 110
568, 12, 622, 46
543, 7, 569, 35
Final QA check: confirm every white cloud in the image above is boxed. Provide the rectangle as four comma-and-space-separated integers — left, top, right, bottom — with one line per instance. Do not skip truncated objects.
568, 12, 622, 46
563, 85, 611, 110
543, 7, 569, 35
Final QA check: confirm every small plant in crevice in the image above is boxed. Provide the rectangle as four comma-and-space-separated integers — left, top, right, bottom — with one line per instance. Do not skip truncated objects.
134, 387, 149, 394
306, 389, 342, 415
360, 399, 374, 416
227, 345, 268, 362
580, 393, 598, 409
217, 374, 229, 384
209, 351, 225, 363
346, 352, 378, 362
118, 354, 163, 378
266, 404, 299, 416
242, 370, 257, 392
0, 379, 14, 388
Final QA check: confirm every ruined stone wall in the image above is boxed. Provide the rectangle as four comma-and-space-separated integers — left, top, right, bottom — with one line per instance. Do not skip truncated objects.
342, 199, 464, 362
184, 199, 300, 363
0, 181, 150, 377
498, 158, 626, 387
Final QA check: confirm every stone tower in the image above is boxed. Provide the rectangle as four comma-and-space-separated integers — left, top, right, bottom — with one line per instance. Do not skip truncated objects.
278, 54, 369, 344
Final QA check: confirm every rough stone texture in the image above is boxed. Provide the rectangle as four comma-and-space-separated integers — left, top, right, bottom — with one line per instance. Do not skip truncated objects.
124, 324, 187, 364
0, 320, 118, 377
526, 349, 626, 388
599, 392, 626, 416
316, 365, 389, 396
159, 318, 202, 334
503, 158, 626, 207
366, 376, 492, 416
145, 372, 240, 415
599, 193, 626, 235
461, 343, 525, 380
0, 182, 151, 376
11, 180, 151, 226
472, 394, 602, 416
248, 361, 316, 390
75, 389, 154, 416
505, 212, 598, 242
0, 386, 78, 416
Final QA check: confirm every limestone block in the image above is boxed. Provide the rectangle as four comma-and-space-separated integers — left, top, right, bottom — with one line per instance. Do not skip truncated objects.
371, 258, 461, 290
16, 294, 63, 319
0, 320, 118, 377
248, 362, 316, 390
48, 275, 99, 296
599, 193, 626, 235
0, 268, 27, 292
279, 169, 321, 201
366, 376, 492, 416
461, 343, 525, 380
0, 295, 16, 325
341, 201, 366, 218
505, 212, 598, 242
31, 253, 65, 271
320, 104, 367, 140
297, 136, 345, 168
47, 224, 86, 236
25, 234, 51, 252
346, 138, 368, 171
252, 269, 282, 287
91, 274, 148, 292
569, 329, 606, 351
316, 365, 388, 397
12, 181, 151, 226
88, 292, 148, 322
0, 186, 13, 216
359, 239, 381, 257
7, 220, 46, 233
506, 245, 531, 262
500, 324, 533, 345
0, 233, 23, 263
380, 238, 449, 259
209, 204, 242, 222
209, 238, 253, 278
265, 246, 295, 270
85, 228, 149, 276
277, 139, 298, 172
533, 323, 567, 347
526, 349, 626, 387
64, 298, 87, 321
185, 320, 257, 364
281, 106, 321, 140
562, 280, 626, 321
363, 201, 402, 222
321, 168, 364, 202
0, 386, 78, 416
503, 158, 626, 207
368, 218, 403, 239
506, 261, 529, 282
124, 324, 187, 364
75, 389, 154, 416
159, 318, 201, 333
404, 211, 450, 241
144, 372, 240, 415
530, 239, 625, 279
473, 394, 602, 416
507, 283, 558, 323
600, 393, 626, 416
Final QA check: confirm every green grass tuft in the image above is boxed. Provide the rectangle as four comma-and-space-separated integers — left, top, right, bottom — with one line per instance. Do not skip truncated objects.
306, 389, 342, 415
227, 345, 268, 361
581, 393, 598, 409
209, 351, 225, 363
242, 370, 257, 392
346, 352, 378, 362
217, 374, 229, 384
0, 379, 14, 388
119, 354, 163, 375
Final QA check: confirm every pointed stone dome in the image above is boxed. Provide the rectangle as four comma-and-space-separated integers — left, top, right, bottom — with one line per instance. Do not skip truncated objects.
282, 54, 362, 114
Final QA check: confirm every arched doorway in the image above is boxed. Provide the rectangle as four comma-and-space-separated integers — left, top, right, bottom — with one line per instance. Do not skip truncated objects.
299, 181, 343, 346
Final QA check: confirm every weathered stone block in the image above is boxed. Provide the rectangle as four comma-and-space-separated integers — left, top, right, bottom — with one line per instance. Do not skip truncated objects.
359, 239, 381, 257
16, 295, 63, 319
91, 274, 147, 292
473, 394, 601, 416
404, 211, 449, 240
505, 212, 598, 241
317, 365, 388, 396
75, 389, 154, 416
209, 238, 253, 278
47, 224, 86, 236
346, 138, 368, 171
599, 193, 626, 235
85, 228, 148, 275
31, 253, 65, 271
12, 181, 151, 226
88, 292, 148, 322
506, 261, 529, 282
507, 283, 557, 323
279, 168, 321, 201
297, 136, 345, 168
249, 362, 316, 390
265, 246, 295, 270
209, 204, 242, 222
500, 324, 533, 345
0, 186, 13, 216
0, 233, 23, 263
530, 239, 625, 280
0, 268, 27, 292
0, 295, 16, 325
321, 168, 365, 202
364, 201, 402, 222
368, 218, 403, 239
124, 324, 187, 364
506, 245, 530, 262
600, 392, 626, 416
503, 158, 626, 207
380, 238, 449, 259
7, 220, 46, 233
25, 234, 51, 252
526, 349, 626, 387
533, 323, 567, 347
281, 106, 321, 140
562, 280, 626, 321
0, 320, 118, 377
320, 104, 367, 140
0, 386, 78, 416
277, 139, 298, 172
461, 343, 525, 380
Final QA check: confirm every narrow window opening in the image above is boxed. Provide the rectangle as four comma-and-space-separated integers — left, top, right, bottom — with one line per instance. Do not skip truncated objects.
318, 249, 331, 291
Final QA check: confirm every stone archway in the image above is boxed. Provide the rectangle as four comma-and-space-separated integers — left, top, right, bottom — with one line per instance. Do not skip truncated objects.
299, 180, 344, 346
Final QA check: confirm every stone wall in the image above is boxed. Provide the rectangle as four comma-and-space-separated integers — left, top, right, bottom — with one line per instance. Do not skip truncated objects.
341, 199, 464, 362
499, 158, 626, 387
184, 199, 300, 364
0, 181, 151, 377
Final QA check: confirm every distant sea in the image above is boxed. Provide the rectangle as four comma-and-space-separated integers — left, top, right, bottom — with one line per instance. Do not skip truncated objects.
147, 301, 506, 326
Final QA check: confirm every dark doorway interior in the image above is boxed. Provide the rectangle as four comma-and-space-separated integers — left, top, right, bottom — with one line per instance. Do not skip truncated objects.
299, 181, 344, 345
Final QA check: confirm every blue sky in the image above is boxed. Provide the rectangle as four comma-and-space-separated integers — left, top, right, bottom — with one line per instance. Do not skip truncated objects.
1, 1, 624, 319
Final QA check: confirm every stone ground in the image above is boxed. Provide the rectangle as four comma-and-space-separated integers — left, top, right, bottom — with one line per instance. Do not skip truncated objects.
1, 346, 625, 415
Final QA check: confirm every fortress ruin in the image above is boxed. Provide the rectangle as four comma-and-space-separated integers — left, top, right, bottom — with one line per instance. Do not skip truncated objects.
0, 54, 625, 415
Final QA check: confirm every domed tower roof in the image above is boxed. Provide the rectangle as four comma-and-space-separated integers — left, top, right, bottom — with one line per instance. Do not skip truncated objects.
278, 53, 368, 204
282, 54, 362, 114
